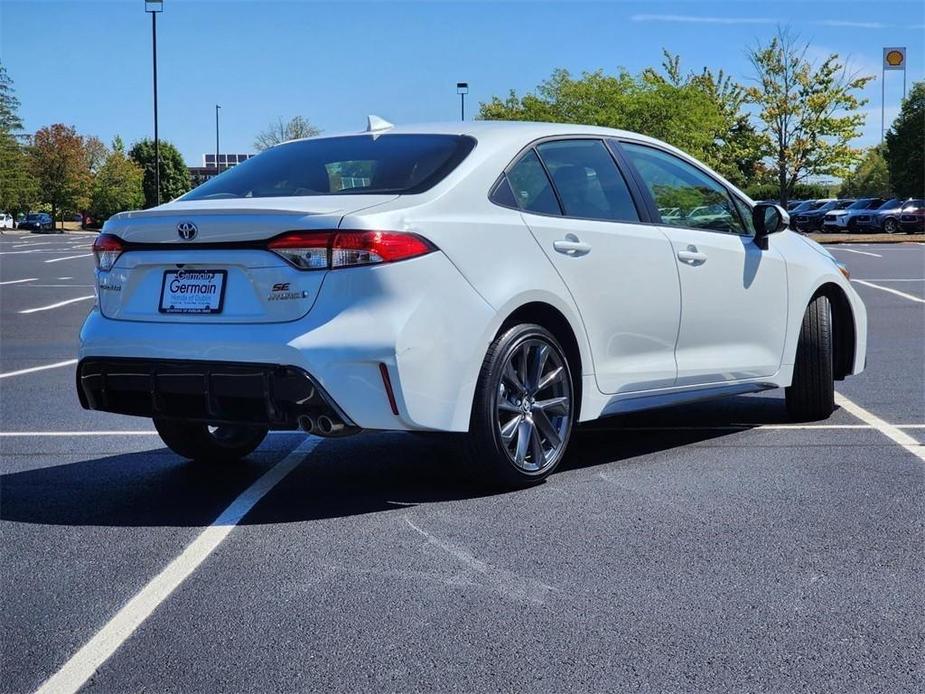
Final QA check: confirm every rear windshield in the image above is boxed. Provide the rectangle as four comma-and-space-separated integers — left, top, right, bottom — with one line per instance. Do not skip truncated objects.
182, 134, 475, 200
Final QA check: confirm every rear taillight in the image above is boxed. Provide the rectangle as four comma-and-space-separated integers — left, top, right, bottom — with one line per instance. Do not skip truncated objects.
267, 231, 436, 270
92, 233, 124, 271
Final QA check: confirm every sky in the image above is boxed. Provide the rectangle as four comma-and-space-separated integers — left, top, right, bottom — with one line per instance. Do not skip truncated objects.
1, 0, 923, 164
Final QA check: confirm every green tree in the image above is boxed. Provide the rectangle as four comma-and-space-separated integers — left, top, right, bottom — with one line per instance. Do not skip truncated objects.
840, 145, 891, 198
884, 81, 924, 198
0, 61, 37, 219
90, 136, 144, 221
478, 59, 761, 187
128, 138, 189, 208
0, 61, 23, 133
744, 181, 834, 202
254, 115, 321, 151
28, 124, 92, 230
746, 27, 874, 205
643, 51, 764, 186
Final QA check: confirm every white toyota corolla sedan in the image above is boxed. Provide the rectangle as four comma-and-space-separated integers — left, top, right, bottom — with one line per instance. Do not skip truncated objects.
79, 119, 867, 487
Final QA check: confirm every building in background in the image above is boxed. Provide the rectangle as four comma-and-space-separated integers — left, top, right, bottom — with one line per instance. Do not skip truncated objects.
188, 153, 255, 188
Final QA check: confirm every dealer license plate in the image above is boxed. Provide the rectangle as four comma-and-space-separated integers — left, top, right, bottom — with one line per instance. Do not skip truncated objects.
159, 269, 227, 314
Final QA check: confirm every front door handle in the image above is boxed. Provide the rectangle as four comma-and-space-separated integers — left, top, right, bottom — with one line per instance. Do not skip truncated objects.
677, 245, 707, 266
553, 234, 591, 256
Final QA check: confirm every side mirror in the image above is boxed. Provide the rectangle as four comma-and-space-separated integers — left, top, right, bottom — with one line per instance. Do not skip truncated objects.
752, 203, 789, 250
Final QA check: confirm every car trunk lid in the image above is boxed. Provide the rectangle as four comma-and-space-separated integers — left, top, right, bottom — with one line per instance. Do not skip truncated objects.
98, 195, 397, 323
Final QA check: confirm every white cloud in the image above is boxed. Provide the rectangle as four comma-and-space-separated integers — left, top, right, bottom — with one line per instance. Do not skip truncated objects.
630, 14, 778, 25
814, 20, 889, 29
631, 14, 916, 30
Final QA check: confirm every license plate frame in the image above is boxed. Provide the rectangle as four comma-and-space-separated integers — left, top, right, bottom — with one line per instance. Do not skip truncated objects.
159, 269, 227, 314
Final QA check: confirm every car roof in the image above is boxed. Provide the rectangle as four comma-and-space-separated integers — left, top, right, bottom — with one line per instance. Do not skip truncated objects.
286, 119, 671, 150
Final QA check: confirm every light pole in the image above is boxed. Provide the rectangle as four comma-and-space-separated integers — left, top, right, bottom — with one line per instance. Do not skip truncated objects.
145, 0, 163, 205
456, 82, 469, 121
215, 105, 221, 177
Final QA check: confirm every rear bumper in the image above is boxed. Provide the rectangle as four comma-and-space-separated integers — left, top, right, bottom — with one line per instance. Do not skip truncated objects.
77, 357, 354, 432
78, 252, 498, 432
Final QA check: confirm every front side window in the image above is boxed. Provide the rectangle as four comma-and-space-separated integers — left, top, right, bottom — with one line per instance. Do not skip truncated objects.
505, 149, 562, 215
621, 143, 745, 234
182, 134, 475, 200
535, 140, 639, 222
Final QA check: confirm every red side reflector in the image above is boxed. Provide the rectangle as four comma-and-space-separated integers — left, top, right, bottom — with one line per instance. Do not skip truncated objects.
379, 362, 399, 415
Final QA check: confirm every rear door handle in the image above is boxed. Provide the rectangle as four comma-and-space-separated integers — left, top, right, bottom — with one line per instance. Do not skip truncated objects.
677, 245, 707, 266
553, 235, 591, 256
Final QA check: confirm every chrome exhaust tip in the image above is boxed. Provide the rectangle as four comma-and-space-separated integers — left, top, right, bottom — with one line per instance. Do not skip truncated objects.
297, 415, 315, 434
316, 415, 343, 435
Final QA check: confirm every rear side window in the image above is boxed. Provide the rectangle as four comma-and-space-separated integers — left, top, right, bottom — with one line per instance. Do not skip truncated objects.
182, 134, 475, 200
505, 150, 562, 215
536, 140, 639, 222
622, 143, 745, 235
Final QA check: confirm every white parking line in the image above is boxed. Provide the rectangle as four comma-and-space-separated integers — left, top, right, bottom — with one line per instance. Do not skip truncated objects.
854, 278, 925, 282
834, 248, 882, 257
835, 392, 925, 463
44, 253, 92, 263
851, 279, 925, 304
34, 436, 321, 694
0, 278, 37, 286
0, 359, 78, 379
18, 295, 94, 314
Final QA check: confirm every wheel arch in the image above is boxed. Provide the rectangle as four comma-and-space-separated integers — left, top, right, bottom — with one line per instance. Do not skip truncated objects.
812, 282, 856, 381
497, 301, 585, 420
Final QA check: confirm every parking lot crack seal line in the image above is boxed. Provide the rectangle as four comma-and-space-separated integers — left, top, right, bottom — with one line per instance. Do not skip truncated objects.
33, 436, 321, 694
404, 516, 556, 604
834, 392, 925, 463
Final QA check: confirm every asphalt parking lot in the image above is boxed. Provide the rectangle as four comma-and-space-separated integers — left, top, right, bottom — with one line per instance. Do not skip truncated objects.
1, 231, 923, 693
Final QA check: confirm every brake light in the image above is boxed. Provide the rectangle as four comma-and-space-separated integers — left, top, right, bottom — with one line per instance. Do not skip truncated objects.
267, 231, 436, 270
92, 233, 124, 271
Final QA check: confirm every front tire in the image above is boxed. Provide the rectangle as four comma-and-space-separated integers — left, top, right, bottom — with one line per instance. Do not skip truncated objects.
154, 418, 268, 462
786, 295, 835, 421
464, 324, 574, 488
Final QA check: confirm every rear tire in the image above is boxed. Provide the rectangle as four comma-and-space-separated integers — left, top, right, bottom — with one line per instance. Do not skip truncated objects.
786, 295, 835, 421
464, 324, 574, 489
154, 418, 268, 462
883, 217, 898, 234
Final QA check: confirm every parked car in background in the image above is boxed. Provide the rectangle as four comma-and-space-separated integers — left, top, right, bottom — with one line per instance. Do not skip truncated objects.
18, 213, 55, 232
822, 198, 885, 233
899, 199, 925, 234
0, 212, 15, 230
789, 199, 833, 216
852, 198, 903, 233
82, 213, 104, 230
77, 120, 867, 487
792, 199, 854, 232
786, 200, 807, 211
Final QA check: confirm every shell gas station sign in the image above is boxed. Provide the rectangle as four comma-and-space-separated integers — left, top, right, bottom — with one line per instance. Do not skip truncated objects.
883, 47, 906, 71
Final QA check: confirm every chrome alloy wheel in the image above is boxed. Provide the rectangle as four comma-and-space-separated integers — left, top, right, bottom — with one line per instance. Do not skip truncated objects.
495, 338, 571, 473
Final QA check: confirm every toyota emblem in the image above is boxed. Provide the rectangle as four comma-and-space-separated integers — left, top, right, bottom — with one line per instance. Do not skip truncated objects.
177, 221, 198, 240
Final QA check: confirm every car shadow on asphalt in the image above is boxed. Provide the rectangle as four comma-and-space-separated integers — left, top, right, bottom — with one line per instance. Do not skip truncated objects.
1, 395, 802, 528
